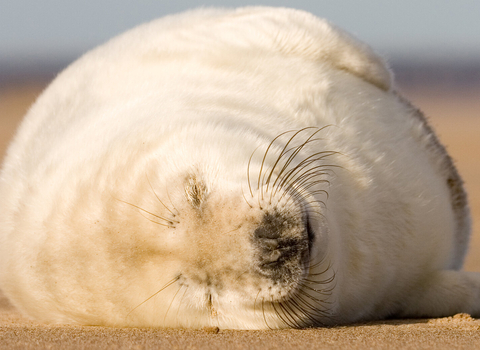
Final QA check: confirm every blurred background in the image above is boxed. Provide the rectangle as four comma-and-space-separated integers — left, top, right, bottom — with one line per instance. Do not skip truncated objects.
1, 0, 479, 267
2, 0, 480, 86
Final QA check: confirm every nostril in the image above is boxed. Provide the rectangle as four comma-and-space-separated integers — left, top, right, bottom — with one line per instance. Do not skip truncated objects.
260, 238, 278, 250
254, 226, 281, 240
262, 250, 282, 265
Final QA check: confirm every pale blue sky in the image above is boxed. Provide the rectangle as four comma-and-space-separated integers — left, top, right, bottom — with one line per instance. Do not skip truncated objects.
1, 0, 480, 63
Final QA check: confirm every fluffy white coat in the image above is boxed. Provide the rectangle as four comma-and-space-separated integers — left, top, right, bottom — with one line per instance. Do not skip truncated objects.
0, 7, 478, 329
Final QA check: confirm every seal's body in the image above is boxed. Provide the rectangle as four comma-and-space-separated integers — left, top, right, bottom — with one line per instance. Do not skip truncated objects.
0, 7, 478, 329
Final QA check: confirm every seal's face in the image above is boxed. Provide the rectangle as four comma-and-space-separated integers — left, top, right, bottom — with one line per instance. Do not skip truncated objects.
157, 180, 318, 329
177, 176, 311, 299
121, 128, 333, 329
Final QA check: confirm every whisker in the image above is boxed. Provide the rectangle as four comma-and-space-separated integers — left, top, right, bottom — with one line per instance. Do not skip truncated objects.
174, 285, 190, 324
254, 290, 262, 317
115, 198, 177, 226
291, 294, 330, 323
274, 152, 338, 199
258, 130, 295, 200
127, 275, 181, 318
247, 145, 261, 198
146, 173, 177, 216
242, 189, 253, 209
285, 297, 319, 327
265, 127, 317, 196
164, 284, 183, 323
165, 186, 180, 216
262, 298, 273, 330
296, 288, 331, 312
272, 298, 295, 328
307, 260, 333, 276
285, 297, 316, 328
137, 210, 174, 227
269, 128, 327, 196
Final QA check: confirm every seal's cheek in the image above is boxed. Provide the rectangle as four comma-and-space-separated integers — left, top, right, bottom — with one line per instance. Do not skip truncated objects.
168, 196, 260, 290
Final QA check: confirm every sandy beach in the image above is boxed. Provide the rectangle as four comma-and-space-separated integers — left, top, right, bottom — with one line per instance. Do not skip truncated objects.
0, 83, 479, 349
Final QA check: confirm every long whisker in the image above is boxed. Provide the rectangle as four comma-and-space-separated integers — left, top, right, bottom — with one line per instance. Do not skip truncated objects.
165, 186, 180, 215
164, 284, 183, 323
254, 290, 262, 317
242, 187, 254, 208
261, 298, 273, 330
274, 152, 338, 198
285, 299, 312, 327
174, 285, 189, 324
146, 173, 177, 217
115, 198, 177, 226
272, 298, 294, 328
137, 210, 174, 227
247, 145, 261, 198
258, 130, 294, 200
269, 128, 327, 198
127, 275, 181, 318
264, 127, 318, 196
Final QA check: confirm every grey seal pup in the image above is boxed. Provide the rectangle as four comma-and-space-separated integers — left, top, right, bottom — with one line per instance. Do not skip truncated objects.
0, 7, 478, 329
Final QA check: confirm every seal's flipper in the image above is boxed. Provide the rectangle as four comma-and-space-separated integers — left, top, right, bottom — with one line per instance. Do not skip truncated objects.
399, 270, 480, 318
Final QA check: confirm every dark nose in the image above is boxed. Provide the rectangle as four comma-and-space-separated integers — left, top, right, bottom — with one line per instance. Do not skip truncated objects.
253, 212, 309, 276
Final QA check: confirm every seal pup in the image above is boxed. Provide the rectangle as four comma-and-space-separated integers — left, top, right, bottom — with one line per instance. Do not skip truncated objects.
0, 7, 478, 329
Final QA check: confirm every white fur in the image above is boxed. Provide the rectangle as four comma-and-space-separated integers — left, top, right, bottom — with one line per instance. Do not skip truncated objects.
0, 7, 478, 329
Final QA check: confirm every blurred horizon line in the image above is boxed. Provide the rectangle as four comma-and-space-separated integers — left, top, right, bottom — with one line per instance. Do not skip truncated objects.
1, 55, 479, 91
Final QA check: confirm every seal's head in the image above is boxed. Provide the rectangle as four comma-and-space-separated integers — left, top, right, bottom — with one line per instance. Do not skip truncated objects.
118, 126, 334, 329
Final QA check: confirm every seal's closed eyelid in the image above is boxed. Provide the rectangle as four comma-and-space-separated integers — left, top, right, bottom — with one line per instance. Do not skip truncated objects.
184, 173, 208, 209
